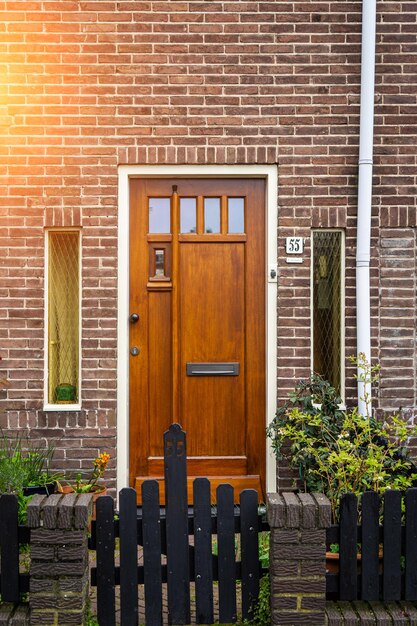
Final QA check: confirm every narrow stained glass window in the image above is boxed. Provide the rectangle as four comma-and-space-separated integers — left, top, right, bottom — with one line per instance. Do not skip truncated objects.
149, 197, 170, 233
204, 197, 220, 233
312, 230, 343, 394
228, 197, 245, 233
47, 231, 80, 405
180, 198, 197, 233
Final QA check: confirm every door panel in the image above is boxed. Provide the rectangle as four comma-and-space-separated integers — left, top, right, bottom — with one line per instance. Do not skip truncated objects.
129, 178, 266, 502
180, 243, 245, 457
148, 290, 171, 457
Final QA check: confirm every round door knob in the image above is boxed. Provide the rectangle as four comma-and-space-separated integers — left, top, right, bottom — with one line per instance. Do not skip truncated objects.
129, 313, 139, 323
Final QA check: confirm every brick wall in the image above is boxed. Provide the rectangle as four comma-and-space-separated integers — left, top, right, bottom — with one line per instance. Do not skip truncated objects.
267, 491, 331, 625
379, 228, 417, 412
1, 1, 416, 490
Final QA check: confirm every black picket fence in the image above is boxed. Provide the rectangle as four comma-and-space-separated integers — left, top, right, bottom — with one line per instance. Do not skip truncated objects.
0, 494, 30, 602
326, 488, 417, 602
89, 424, 269, 625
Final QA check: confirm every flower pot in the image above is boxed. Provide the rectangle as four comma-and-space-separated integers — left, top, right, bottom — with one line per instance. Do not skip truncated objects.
54, 383, 77, 403
58, 484, 107, 520
90, 485, 107, 520
23, 482, 56, 497
326, 550, 383, 574
326, 551, 340, 574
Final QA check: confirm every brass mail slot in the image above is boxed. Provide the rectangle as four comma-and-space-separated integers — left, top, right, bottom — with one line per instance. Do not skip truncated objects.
186, 362, 240, 376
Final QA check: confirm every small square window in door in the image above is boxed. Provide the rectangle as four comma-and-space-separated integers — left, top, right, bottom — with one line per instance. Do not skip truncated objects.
149, 243, 171, 281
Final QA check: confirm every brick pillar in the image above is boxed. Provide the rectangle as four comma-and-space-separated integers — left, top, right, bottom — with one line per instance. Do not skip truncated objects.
267, 492, 331, 626
26, 493, 93, 626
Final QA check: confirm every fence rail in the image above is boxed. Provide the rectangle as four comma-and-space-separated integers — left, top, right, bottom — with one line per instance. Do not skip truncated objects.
89, 424, 268, 626
326, 488, 417, 602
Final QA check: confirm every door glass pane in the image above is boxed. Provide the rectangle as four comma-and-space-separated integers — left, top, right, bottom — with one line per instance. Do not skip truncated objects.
149, 197, 170, 233
180, 198, 197, 233
228, 197, 245, 233
154, 249, 165, 276
204, 197, 220, 233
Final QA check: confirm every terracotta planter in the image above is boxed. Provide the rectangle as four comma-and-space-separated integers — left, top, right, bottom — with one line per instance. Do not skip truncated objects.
326, 550, 383, 574
58, 484, 107, 520
326, 552, 341, 574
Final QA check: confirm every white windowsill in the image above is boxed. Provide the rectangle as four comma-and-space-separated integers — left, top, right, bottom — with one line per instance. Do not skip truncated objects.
43, 404, 81, 412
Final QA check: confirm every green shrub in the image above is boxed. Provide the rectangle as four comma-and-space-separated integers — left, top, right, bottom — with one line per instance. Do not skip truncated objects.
267, 354, 417, 521
236, 575, 270, 626
0, 432, 61, 522
0, 432, 60, 492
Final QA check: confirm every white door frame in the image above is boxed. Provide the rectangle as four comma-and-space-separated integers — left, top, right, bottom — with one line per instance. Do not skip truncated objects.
117, 164, 278, 495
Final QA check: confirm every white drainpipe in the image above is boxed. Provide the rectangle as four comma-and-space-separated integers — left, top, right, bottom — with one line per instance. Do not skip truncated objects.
356, 0, 377, 417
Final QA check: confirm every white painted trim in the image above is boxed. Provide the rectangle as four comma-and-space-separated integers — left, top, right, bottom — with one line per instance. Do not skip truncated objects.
44, 404, 81, 412
43, 228, 82, 412
117, 165, 278, 495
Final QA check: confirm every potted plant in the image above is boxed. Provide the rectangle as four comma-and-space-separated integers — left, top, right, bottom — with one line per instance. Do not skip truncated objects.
267, 353, 417, 569
0, 433, 62, 494
0, 432, 62, 522
58, 451, 110, 518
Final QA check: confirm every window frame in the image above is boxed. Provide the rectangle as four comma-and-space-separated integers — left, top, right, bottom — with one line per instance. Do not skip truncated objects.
44, 228, 82, 411
311, 228, 345, 401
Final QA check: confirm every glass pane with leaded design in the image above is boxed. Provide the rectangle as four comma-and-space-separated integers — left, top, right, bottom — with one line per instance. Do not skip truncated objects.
312, 231, 342, 393
48, 231, 80, 404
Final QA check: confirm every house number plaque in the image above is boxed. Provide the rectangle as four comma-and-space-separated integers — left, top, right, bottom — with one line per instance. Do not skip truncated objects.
285, 237, 304, 254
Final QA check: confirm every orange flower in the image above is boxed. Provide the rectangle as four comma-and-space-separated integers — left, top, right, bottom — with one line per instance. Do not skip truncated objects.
70, 451, 111, 493
93, 452, 110, 473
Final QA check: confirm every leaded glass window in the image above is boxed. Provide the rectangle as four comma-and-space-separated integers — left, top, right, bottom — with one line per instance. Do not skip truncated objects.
47, 230, 80, 406
312, 230, 343, 394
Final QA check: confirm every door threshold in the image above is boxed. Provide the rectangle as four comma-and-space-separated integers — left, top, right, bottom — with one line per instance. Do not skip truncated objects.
134, 475, 264, 505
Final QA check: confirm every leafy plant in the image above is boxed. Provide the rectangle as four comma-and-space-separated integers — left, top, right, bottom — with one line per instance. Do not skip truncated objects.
251, 575, 270, 626
0, 453, 26, 494
236, 575, 270, 626
266, 367, 347, 493
258, 531, 269, 570
85, 601, 99, 626
235, 533, 270, 626
0, 432, 61, 492
267, 354, 417, 521
59, 451, 110, 493
0, 432, 61, 522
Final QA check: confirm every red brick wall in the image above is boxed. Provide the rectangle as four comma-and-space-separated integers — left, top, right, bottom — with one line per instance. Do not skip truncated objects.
1, 1, 416, 489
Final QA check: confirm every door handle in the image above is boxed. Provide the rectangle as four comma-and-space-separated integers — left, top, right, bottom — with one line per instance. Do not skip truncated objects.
129, 313, 139, 323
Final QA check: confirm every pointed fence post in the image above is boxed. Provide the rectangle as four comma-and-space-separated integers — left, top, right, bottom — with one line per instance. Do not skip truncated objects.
164, 423, 191, 625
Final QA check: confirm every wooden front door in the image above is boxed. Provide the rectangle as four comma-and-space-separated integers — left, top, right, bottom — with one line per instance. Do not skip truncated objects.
129, 178, 266, 502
